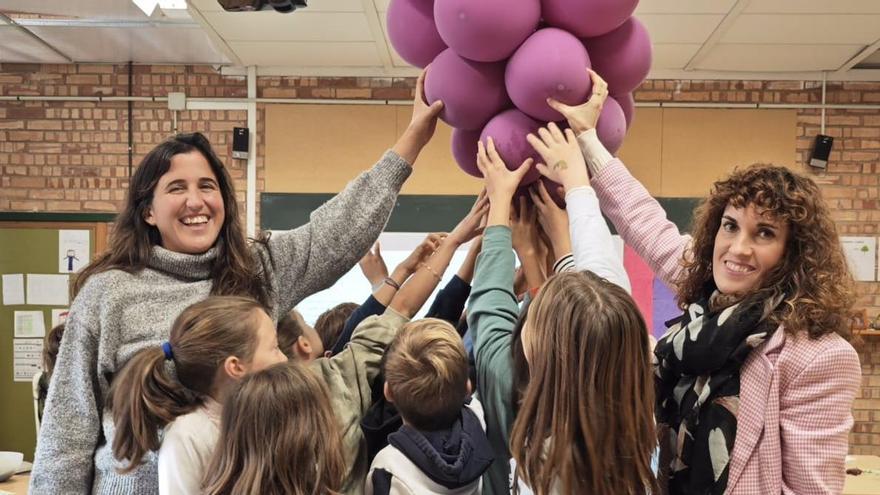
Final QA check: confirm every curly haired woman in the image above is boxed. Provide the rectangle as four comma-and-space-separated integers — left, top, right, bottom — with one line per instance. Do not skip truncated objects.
550, 70, 861, 495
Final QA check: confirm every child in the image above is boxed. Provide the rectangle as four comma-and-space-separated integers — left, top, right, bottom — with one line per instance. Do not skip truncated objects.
277, 309, 325, 360
108, 296, 287, 494
365, 319, 493, 495
316, 302, 360, 351
203, 361, 346, 495
36, 323, 65, 425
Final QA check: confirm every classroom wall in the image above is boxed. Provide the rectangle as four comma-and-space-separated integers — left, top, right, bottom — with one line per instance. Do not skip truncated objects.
1, 63, 879, 453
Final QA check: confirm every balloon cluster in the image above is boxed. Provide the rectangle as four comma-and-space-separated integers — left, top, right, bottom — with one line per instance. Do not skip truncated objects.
387, 0, 652, 193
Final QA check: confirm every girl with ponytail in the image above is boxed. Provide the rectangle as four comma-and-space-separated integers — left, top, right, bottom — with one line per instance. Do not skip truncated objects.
108, 295, 286, 494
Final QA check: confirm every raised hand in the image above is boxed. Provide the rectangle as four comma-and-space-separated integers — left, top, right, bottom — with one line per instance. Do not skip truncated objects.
476, 137, 533, 204
358, 242, 389, 288
398, 233, 445, 274
448, 189, 490, 245
392, 67, 445, 164
530, 181, 572, 260
527, 122, 590, 190
546, 69, 609, 135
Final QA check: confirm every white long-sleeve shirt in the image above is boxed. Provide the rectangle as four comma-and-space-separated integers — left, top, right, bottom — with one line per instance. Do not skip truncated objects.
158, 398, 222, 495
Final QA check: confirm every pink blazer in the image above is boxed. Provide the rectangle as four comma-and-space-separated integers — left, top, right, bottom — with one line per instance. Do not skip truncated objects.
591, 160, 862, 494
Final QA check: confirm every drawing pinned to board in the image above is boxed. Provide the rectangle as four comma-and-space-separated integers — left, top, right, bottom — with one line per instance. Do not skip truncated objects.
51, 308, 69, 328
58, 230, 90, 273
841, 236, 877, 282
14, 310, 46, 338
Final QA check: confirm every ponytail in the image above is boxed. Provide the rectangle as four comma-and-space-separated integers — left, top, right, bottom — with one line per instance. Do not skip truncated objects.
109, 346, 200, 472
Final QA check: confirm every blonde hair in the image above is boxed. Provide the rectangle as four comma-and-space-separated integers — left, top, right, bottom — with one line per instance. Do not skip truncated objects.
383, 318, 469, 430
109, 296, 264, 472
511, 271, 657, 495
202, 361, 345, 495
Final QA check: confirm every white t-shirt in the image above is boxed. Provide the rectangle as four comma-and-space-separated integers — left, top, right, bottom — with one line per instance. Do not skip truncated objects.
158, 398, 222, 495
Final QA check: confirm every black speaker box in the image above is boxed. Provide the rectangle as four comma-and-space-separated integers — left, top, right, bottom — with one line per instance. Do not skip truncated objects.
809, 134, 833, 169
232, 127, 249, 160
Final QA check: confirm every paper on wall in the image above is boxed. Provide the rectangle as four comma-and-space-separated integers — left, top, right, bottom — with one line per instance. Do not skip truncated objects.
26, 274, 69, 306
59, 230, 90, 273
2, 273, 25, 305
14, 338, 44, 382
841, 236, 877, 282
51, 308, 70, 328
14, 310, 46, 338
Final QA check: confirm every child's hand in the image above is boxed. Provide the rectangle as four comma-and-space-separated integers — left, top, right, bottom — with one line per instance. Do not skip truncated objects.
546, 69, 609, 135
510, 195, 542, 257
476, 137, 533, 205
358, 242, 388, 288
530, 181, 571, 259
398, 233, 445, 274
527, 122, 590, 191
448, 190, 489, 245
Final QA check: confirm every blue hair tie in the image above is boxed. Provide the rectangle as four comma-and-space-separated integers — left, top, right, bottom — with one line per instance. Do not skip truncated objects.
161, 341, 174, 361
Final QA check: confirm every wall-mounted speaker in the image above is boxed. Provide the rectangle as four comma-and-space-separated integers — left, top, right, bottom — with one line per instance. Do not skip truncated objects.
809, 134, 833, 169
232, 127, 249, 160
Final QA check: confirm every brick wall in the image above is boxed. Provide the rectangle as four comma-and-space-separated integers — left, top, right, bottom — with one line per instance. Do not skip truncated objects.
1, 63, 879, 453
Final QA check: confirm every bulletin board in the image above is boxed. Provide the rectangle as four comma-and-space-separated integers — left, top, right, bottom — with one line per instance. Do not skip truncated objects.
0, 222, 106, 461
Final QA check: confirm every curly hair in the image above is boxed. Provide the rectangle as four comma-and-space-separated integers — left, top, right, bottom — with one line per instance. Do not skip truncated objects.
676, 164, 855, 339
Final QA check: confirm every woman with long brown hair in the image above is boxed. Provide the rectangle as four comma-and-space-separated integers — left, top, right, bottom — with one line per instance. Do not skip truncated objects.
550, 71, 861, 493
468, 123, 657, 494
31, 69, 445, 494
203, 361, 346, 495
109, 296, 286, 494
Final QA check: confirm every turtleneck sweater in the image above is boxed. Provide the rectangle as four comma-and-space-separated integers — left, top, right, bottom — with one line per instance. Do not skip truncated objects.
31, 150, 411, 494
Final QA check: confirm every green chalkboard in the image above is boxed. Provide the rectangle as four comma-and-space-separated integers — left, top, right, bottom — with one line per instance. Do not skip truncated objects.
261, 193, 702, 234
0, 227, 95, 461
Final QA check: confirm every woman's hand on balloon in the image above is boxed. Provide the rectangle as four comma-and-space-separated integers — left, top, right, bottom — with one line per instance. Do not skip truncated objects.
393, 67, 444, 164
546, 69, 608, 135
527, 122, 590, 190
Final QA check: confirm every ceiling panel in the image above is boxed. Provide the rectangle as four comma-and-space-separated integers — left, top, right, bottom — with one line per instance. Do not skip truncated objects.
745, 0, 880, 15
652, 44, 702, 69
722, 14, 880, 45
0, 0, 148, 19
696, 44, 864, 72
639, 14, 723, 44
229, 40, 382, 66
0, 26, 70, 63
636, 0, 736, 15
25, 25, 228, 64
202, 11, 373, 41
189, 0, 365, 13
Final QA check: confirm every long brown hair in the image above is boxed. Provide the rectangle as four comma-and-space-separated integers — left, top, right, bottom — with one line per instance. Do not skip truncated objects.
203, 361, 345, 495
108, 296, 264, 472
510, 271, 657, 495
314, 302, 358, 350
42, 323, 65, 378
676, 164, 855, 339
73, 132, 272, 307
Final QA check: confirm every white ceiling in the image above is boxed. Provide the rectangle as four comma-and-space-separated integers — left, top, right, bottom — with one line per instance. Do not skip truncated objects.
1, 0, 879, 80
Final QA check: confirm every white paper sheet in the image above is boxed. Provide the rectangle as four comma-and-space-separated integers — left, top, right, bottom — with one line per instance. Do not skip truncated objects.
841, 236, 877, 282
26, 274, 69, 306
59, 230, 90, 273
14, 310, 46, 338
13, 338, 44, 382
2, 273, 25, 305
51, 308, 70, 328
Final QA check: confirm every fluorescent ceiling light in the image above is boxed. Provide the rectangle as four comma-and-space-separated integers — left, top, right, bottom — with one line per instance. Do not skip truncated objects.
132, 0, 188, 16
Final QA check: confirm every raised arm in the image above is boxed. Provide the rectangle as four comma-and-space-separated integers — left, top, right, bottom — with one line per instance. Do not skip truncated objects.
262, 68, 445, 316
526, 121, 630, 292
549, 69, 689, 286
424, 236, 482, 326
510, 196, 548, 291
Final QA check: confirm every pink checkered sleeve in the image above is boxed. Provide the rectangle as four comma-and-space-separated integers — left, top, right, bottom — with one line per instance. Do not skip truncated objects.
589, 158, 691, 288
779, 339, 861, 494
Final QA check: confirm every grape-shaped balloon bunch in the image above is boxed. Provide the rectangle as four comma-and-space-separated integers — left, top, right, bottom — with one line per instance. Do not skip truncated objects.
387, 0, 652, 192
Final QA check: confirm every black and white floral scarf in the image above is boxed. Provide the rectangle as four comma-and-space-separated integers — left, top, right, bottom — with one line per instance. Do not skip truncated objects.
654, 291, 784, 495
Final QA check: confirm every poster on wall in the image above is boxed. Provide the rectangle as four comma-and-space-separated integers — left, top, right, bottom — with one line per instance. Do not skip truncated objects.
13, 338, 44, 382
841, 236, 877, 282
59, 230, 90, 273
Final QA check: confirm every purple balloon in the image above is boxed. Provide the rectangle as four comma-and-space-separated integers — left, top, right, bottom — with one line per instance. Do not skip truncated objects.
583, 17, 653, 95
425, 49, 510, 131
614, 92, 635, 129
542, 0, 638, 38
451, 127, 482, 177
596, 96, 627, 154
506, 28, 592, 122
386, 0, 447, 68
434, 0, 541, 62
480, 109, 543, 186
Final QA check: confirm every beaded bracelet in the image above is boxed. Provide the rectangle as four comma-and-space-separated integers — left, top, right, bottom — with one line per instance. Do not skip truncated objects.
382, 277, 401, 290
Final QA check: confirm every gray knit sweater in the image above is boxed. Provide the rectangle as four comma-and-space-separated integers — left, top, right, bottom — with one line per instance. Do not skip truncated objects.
30, 151, 412, 494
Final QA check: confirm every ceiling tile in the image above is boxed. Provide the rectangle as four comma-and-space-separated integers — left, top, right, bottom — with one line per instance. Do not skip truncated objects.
229, 40, 381, 66
639, 14, 723, 44
0, 26, 70, 63
203, 11, 373, 41
652, 44, 702, 69
696, 44, 863, 71
722, 14, 880, 45
190, 0, 366, 13
745, 0, 880, 14
636, 0, 736, 15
